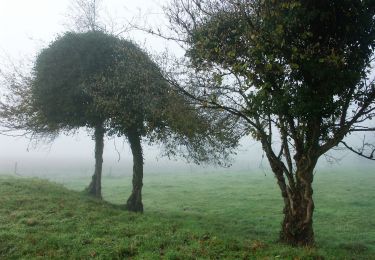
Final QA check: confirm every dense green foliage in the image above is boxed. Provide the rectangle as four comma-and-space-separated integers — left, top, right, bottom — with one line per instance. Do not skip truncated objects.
1, 171, 374, 259
167, 0, 375, 245
1, 30, 241, 208
30, 31, 173, 201
3, 30, 240, 165
187, 0, 375, 127
31, 30, 238, 147
32, 31, 173, 133
33, 32, 114, 128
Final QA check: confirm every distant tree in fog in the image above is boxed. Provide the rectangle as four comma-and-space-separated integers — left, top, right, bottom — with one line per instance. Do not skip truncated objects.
0, 31, 241, 212
65, 0, 104, 32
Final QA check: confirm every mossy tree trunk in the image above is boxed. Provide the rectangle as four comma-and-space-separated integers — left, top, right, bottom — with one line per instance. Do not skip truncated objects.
125, 131, 144, 213
269, 152, 318, 246
86, 123, 105, 199
279, 162, 316, 246
263, 126, 319, 247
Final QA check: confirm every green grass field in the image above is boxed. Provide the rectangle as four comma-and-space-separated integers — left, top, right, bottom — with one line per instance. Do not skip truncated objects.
0, 170, 374, 259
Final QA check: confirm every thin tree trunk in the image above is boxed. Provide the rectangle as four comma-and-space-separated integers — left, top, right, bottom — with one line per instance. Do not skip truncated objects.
125, 131, 144, 213
86, 123, 105, 198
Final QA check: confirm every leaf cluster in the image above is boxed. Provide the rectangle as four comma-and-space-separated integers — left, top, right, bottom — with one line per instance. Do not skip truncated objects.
188, 0, 375, 124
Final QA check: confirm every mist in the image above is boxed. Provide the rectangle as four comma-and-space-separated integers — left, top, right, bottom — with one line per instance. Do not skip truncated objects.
0, 129, 372, 179
0, 0, 373, 179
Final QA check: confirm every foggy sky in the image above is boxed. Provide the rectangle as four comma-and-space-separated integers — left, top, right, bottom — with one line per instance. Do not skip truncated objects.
0, 0, 373, 177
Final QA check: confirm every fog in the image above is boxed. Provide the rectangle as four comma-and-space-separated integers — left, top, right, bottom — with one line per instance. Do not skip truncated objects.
0, 130, 262, 177
0, 0, 373, 178
0, 128, 372, 178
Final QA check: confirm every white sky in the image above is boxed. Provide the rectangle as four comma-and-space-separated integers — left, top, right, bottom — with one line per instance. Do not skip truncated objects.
0, 0, 372, 176
0, 0, 261, 176
0, 0, 168, 56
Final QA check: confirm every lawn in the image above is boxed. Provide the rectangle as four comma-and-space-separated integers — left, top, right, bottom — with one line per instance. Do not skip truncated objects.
0, 169, 374, 259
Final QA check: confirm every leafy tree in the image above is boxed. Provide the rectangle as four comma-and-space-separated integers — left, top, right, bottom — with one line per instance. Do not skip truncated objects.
31, 31, 125, 198
85, 33, 241, 212
1, 30, 240, 211
165, 0, 375, 245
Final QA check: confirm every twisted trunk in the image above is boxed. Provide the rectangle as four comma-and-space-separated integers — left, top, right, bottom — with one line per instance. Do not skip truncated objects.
278, 155, 317, 246
264, 131, 318, 246
279, 175, 314, 245
86, 123, 105, 198
125, 131, 144, 212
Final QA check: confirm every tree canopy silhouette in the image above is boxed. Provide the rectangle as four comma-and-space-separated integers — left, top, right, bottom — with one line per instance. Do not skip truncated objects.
1, 30, 241, 212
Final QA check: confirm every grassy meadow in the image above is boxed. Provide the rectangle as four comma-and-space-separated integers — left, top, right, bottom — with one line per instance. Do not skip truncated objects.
0, 169, 374, 259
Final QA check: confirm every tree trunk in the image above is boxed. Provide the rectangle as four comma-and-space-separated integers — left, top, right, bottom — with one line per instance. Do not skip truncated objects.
279, 183, 314, 246
125, 131, 144, 213
86, 123, 105, 199
279, 156, 317, 246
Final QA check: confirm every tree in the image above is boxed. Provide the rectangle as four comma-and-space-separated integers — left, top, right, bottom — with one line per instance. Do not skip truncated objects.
1, 30, 241, 212
27, 31, 125, 198
65, 0, 104, 32
64, 0, 130, 36
87, 36, 241, 212
165, 0, 375, 245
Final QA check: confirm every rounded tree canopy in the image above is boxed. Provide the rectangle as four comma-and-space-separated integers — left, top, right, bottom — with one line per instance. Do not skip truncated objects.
32, 31, 166, 132
27, 30, 241, 165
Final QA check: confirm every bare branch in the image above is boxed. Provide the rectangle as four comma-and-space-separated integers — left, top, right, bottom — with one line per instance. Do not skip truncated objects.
341, 140, 375, 160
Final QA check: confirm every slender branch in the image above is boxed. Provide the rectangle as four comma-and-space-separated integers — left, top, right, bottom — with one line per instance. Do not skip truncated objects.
341, 140, 375, 160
